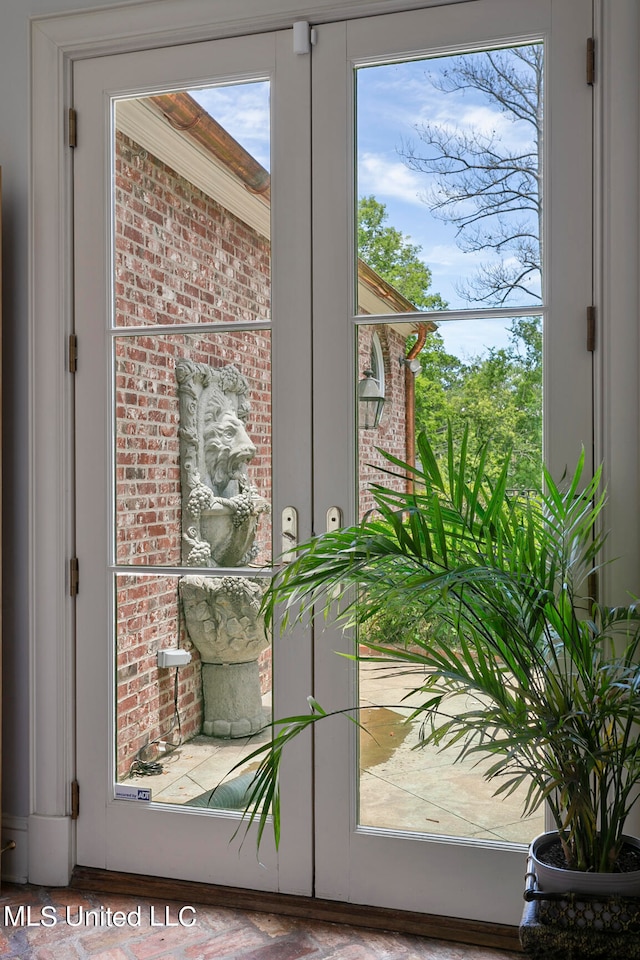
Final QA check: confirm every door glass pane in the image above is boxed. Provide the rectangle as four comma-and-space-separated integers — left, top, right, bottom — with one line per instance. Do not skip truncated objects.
114, 81, 271, 327
356, 318, 545, 843
355, 39, 546, 844
116, 573, 271, 805
112, 80, 273, 810
355, 43, 543, 313
114, 330, 272, 568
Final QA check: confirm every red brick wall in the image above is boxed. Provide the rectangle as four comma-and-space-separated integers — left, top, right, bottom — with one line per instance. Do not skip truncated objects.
116, 576, 200, 779
115, 331, 272, 568
115, 133, 270, 327
357, 324, 408, 518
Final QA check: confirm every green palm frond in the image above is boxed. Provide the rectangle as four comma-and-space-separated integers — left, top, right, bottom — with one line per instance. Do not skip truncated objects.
221, 425, 640, 872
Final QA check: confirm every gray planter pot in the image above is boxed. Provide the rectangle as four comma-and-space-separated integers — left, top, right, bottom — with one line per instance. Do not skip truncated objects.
531, 831, 640, 897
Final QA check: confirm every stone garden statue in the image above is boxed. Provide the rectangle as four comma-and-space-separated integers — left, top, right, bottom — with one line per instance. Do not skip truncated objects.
176, 358, 268, 568
176, 359, 270, 737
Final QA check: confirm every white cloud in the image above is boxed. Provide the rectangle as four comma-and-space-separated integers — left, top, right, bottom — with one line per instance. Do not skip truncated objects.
358, 153, 425, 205
417, 101, 533, 157
421, 242, 476, 270
358, 59, 535, 159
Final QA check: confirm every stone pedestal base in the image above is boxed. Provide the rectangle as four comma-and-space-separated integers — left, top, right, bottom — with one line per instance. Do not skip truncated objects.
201, 660, 267, 738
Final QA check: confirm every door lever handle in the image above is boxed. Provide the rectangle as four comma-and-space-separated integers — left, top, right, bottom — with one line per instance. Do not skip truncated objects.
326, 508, 343, 600
281, 507, 298, 563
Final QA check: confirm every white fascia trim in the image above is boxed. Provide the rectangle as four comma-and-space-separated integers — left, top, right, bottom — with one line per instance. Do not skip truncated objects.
115, 101, 399, 312
115, 98, 271, 238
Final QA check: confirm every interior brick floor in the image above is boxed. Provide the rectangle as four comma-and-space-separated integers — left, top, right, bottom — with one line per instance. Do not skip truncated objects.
0, 884, 522, 959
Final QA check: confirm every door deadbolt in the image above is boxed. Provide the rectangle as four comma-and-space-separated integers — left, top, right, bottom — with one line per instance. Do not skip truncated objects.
281, 507, 298, 563
326, 506, 342, 532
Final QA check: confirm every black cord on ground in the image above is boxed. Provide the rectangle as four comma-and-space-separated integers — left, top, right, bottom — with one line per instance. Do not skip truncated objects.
128, 662, 185, 778
128, 757, 164, 777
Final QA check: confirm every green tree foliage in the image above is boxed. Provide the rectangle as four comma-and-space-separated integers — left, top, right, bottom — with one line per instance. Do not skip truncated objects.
357, 195, 447, 310
415, 317, 542, 491
356, 194, 541, 491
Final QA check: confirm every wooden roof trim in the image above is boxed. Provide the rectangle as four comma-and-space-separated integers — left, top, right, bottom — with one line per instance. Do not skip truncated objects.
148, 92, 271, 201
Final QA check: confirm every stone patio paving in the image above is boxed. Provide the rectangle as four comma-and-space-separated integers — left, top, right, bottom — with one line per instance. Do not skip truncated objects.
127, 662, 544, 847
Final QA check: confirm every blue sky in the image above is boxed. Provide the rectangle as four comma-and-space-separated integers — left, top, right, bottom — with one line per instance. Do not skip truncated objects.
191, 47, 541, 361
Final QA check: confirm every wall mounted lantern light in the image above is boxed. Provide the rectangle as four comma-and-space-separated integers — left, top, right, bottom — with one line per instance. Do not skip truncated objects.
358, 369, 385, 429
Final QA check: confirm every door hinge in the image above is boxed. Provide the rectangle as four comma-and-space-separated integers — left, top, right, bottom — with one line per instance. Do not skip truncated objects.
587, 305, 596, 352
71, 780, 80, 820
69, 557, 79, 597
68, 107, 78, 148
68, 334, 78, 373
586, 37, 595, 86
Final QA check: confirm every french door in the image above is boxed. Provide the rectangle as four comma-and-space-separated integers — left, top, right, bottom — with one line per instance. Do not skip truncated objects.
312, 2, 592, 923
74, 0, 593, 923
74, 29, 314, 895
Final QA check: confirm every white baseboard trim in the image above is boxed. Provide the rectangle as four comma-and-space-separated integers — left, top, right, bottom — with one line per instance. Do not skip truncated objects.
2, 816, 29, 884
27, 814, 72, 887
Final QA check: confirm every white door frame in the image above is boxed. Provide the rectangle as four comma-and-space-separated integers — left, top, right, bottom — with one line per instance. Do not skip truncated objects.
29, 0, 639, 889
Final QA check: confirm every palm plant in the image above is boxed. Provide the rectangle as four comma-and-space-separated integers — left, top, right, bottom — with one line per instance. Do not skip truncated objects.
235, 427, 640, 873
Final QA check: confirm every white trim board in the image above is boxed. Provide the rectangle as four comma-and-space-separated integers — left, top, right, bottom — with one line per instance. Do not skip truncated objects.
32, 0, 474, 58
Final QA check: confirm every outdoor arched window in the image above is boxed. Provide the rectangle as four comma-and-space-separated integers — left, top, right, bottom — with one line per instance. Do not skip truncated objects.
369, 332, 384, 398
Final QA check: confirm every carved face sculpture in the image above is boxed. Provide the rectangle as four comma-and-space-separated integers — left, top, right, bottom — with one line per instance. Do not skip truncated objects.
202, 399, 257, 497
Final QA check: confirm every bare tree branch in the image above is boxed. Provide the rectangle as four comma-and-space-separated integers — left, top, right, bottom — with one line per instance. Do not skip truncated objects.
399, 44, 543, 305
